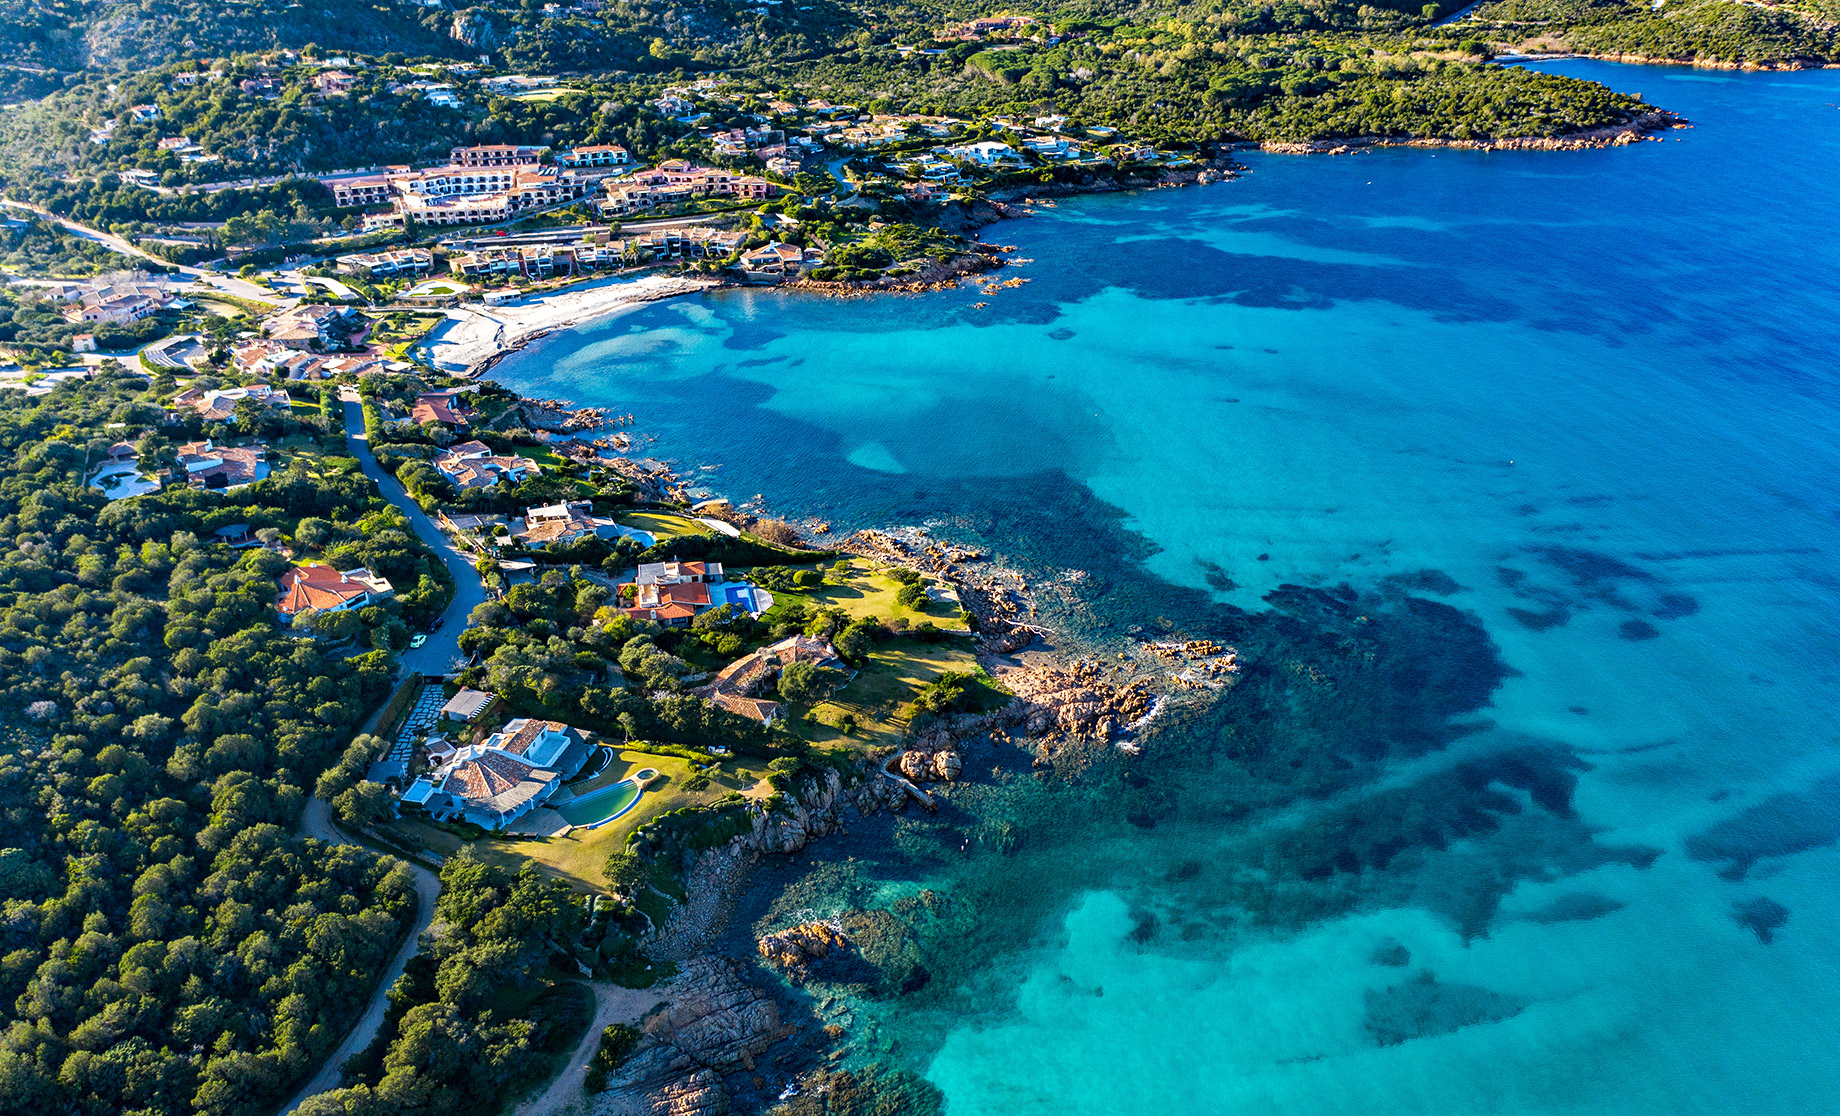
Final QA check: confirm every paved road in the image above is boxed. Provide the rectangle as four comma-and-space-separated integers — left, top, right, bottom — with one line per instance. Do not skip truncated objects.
340, 393, 488, 675
0, 198, 281, 302
282, 798, 441, 1115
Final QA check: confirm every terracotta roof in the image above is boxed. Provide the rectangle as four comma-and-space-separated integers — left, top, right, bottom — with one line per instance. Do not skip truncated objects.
497, 718, 571, 758
710, 691, 780, 722
276, 563, 371, 614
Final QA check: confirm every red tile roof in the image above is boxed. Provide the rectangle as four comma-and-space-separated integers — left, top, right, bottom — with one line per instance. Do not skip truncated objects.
276, 564, 370, 615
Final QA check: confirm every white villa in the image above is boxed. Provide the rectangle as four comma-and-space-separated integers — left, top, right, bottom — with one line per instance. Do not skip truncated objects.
401, 718, 591, 830
433, 440, 541, 489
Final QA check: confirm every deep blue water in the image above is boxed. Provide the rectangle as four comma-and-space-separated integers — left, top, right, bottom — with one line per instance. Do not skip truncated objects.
496, 61, 1840, 1115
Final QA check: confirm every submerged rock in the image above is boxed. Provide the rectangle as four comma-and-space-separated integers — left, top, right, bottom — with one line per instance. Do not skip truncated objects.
1520, 891, 1626, 925
1363, 970, 1527, 1047
1369, 939, 1412, 967
1733, 897, 1789, 944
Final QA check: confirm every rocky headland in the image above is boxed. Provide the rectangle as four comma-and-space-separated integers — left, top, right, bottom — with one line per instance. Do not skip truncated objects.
1258, 109, 1687, 155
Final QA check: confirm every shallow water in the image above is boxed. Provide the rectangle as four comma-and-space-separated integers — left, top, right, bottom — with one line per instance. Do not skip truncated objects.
496, 60, 1840, 1115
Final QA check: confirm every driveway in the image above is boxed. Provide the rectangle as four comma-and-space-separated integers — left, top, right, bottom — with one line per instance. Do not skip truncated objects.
341, 395, 487, 676
282, 798, 442, 1115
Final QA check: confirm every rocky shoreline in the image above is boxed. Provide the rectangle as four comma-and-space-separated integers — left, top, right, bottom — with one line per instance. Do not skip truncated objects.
1257, 109, 1686, 155
1501, 48, 1840, 72
580, 518, 1239, 1116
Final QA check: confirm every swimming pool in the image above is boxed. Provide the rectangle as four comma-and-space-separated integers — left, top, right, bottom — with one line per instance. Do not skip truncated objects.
720, 584, 759, 611
555, 779, 641, 828
553, 768, 658, 828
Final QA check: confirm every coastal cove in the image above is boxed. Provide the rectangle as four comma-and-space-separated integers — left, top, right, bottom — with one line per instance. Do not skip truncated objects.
489, 60, 1840, 1116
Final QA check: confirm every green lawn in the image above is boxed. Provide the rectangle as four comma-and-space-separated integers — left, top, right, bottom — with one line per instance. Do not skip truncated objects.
752, 557, 969, 631
382, 746, 771, 892
618, 511, 714, 541
797, 634, 998, 745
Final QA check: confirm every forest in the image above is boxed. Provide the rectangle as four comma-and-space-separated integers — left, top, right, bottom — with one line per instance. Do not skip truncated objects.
0, 369, 455, 1116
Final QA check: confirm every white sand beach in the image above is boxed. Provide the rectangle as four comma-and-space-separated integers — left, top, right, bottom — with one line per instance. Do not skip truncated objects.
420, 273, 718, 374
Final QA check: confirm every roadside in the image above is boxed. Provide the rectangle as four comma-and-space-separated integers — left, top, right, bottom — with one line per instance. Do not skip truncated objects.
0, 197, 282, 302
511, 983, 667, 1116
281, 798, 441, 1116
339, 392, 487, 675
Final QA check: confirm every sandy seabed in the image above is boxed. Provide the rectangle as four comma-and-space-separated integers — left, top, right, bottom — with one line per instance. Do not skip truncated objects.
421, 273, 718, 374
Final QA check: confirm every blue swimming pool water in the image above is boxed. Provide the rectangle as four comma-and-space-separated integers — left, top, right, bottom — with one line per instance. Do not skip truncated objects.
554, 779, 641, 828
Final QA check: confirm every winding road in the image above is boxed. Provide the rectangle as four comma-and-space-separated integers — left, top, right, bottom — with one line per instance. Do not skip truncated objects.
282, 400, 645, 1116
282, 799, 442, 1115
339, 392, 488, 675
0, 198, 281, 302
276, 400, 494, 1113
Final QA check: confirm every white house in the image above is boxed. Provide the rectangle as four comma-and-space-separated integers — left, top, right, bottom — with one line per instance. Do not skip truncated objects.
945, 141, 1021, 166
400, 718, 591, 830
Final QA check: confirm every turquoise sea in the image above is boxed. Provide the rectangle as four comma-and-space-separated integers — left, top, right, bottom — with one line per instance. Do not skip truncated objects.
495, 61, 1840, 1115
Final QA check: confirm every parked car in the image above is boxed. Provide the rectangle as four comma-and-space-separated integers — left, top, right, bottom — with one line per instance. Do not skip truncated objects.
409, 633, 428, 648
427, 615, 445, 633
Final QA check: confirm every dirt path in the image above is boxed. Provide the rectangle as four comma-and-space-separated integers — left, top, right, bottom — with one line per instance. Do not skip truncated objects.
512, 983, 667, 1116
279, 798, 442, 1115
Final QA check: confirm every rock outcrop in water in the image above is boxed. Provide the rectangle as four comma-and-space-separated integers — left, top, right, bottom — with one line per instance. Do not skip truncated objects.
757, 922, 849, 981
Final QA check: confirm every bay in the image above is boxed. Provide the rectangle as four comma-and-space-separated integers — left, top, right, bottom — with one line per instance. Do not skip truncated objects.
493, 60, 1840, 1115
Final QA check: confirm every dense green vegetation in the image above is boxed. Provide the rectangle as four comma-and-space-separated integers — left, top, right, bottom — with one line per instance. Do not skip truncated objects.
0, 0, 458, 71
0, 369, 456, 1116
0, 216, 126, 276
297, 851, 595, 1116
1468, 0, 1839, 65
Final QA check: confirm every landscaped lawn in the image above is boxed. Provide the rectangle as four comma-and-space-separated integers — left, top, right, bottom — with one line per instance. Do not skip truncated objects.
751, 557, 969, 631
618, 511, 714, 541
798, 634, 1000, 745
382, 747, 772, 891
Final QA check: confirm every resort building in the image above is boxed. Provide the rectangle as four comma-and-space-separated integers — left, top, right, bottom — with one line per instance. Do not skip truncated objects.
558, 144, 633, 169
275, 563, 393, 617
598, 161, 781, 217
446, 226, 746, 280
319, 162, 593, 226
449, 143, 544, 166
336, 247, 435, 277
400, 718, 592, 830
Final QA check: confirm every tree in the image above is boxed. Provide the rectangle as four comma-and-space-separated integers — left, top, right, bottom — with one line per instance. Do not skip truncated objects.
778, 660, 844, 704
834, 619, 878, 663
333, 781, 394, 828
602, 850, 646, 896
